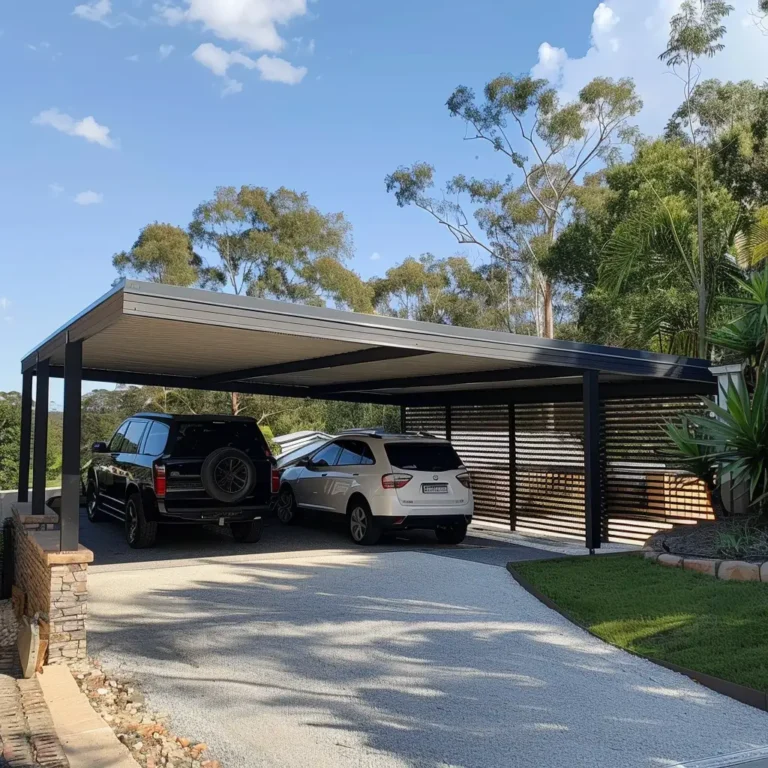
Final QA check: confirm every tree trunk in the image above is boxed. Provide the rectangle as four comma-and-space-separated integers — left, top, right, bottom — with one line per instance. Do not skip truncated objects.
231, 392, 240, 416
707, 482, 728, 520
697, 191, 707, 359
543, 279, 554, 339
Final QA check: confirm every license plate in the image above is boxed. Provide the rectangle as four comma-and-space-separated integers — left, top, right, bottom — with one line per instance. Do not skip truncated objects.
422, 483, 448, 494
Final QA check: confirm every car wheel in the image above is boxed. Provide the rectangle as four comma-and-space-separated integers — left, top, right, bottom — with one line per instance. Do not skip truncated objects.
125, 493, 158, 549
435, 522, 468, 545
86, 481, 106, 523
348, 500, 380, 546
231, 519, 263, 543
276, 487, 300, 525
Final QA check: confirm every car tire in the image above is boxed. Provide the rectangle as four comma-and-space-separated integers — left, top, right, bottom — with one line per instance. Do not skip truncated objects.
86, 480, 106, 523
276, 487, 300, 525
125, 493, 158, 549
435, 522, 468, 545
201, 447, 256, 504
348, 499, 380, 546
231, 519, 263, 543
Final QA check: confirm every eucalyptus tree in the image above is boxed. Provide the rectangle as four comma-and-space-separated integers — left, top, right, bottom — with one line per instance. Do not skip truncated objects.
113, 223, 203, 286
659, 0, 734, 356
386, 76, 641, 339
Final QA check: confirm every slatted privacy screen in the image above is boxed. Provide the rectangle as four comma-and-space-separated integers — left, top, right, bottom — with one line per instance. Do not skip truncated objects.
450, 405, 510, 526
406, 394, 714, 545
603, 397, 713, 544
514, 402, 586, 541
404, 406, 446, 439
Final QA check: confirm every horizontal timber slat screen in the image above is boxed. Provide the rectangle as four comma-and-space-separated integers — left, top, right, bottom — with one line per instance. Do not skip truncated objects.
406, 395, 713, 544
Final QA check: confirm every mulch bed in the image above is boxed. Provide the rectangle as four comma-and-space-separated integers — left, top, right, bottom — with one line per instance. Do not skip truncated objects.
647, 517, 768, 561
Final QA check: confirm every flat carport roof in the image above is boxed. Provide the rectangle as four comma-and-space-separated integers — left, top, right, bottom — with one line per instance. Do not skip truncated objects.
17, 279, 716, 553
22, 279, 714, 405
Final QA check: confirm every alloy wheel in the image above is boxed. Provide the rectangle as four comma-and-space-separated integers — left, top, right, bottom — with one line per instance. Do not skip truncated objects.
276, 491, 294, 524
213, 457, 249, 495
350, 506, 368, 542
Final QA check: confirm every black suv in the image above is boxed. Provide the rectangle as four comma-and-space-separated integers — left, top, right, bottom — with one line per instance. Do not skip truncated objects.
85, 413, 277, 548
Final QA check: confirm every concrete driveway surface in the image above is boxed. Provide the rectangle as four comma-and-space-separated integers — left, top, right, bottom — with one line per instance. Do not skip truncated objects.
84, 515, 768, 768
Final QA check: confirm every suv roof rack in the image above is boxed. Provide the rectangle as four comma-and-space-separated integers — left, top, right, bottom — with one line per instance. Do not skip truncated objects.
338, 427, 387, 439
338, 428, 443, 440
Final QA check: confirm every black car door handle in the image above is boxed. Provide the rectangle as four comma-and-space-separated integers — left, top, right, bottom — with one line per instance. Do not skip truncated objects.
321, 473, 328, 477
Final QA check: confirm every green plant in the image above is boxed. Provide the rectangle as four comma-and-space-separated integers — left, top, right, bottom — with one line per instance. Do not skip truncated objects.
714, 518, 768, 558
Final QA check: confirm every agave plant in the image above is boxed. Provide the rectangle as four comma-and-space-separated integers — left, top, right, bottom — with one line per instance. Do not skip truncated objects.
663, 416, 726, 517
688, 373, 768, 515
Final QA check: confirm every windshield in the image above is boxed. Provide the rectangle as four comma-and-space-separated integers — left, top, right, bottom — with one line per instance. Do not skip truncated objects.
171, 421, 266, 458
384, 442, 463, 472
276, 438, 331, 468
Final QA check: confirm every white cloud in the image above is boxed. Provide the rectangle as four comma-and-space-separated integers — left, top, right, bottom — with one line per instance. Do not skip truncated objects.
532, 42, 568, 78
193, 42, 306, 91
159, 43, 174, 59
126, 53, 140, 62
155, 0, 308, 52
73, 0, 113, 23
530, 0, 768, 137
33, 108, 117, 149
49, 183, 65, 197
370, 252, 381, 261
74, 190, 104, 206
0, 297, 9, 312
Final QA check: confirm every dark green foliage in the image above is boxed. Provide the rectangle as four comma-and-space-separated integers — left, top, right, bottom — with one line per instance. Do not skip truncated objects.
512, 555, 768, 691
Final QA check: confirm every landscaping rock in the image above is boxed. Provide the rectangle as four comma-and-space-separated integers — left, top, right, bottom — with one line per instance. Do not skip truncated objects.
682, 558, 718, 577
718, 560, 760, 581
658, 554, 683, 568
643, 550, 659, 561
761, 562, 768, 583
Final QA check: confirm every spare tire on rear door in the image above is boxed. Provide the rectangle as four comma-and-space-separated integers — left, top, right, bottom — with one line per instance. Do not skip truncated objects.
201, 447, 256, 504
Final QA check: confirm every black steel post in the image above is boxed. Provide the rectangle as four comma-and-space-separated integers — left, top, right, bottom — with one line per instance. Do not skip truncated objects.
400, 405, 406, 434
583, 370, 602, 553
509, 403, 516, 532
60, 339, 83, 552
31, 358, 50, 515
445, 405, 452, 442
17, 369, 33, 502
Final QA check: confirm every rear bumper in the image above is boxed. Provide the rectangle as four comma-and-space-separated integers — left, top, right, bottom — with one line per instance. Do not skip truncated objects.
157, 501, 270, 524
375, 514, 472, 531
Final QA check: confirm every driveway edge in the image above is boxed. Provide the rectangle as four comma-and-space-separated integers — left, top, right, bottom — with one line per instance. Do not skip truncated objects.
505, 562, 768, 713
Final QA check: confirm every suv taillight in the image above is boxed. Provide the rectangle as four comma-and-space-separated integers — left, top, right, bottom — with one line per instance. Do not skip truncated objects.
271, 467, 280, 494
457, 472, 471, 489
382, 473, 412, 489
153, 463, 166, 498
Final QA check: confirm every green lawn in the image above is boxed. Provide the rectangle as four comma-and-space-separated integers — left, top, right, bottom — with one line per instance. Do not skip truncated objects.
511, 554, 768, 692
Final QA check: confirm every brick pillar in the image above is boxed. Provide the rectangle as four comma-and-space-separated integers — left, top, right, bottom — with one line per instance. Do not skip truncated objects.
12, 505, 93, 666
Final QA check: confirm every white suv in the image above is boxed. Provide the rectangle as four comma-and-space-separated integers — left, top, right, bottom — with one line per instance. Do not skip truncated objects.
275, 431, 473, 545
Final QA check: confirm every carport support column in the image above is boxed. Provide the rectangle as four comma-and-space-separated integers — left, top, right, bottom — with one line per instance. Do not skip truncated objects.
31, 358, 50, 515
583, 370, 602, 553
17, 369, 33, 502
60, 338, 83, 552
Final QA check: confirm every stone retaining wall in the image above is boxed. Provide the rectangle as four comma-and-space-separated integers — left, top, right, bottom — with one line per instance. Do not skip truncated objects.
11, 506, 93, 666
645, 550, 768, 582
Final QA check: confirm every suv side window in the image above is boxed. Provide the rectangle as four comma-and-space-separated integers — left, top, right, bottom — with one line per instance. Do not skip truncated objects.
309, 443, 342, 468
336, 440, 376, 466
141, 421, 170, 456
108, 421, 130, 453
122, 420, 148, 454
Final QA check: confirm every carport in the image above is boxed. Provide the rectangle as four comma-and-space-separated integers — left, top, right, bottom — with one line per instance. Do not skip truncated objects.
18, 279, 716, 553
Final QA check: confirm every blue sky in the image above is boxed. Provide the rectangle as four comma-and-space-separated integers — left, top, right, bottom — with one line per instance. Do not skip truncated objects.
1, 0, 766, 400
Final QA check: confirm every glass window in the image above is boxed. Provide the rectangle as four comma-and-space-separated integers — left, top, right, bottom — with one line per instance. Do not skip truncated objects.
122, 421, 148, 454
336, 440, 376, 466
141, 421, 170, 456
384, 442, 463, 472
108, 421, 129, 453
309, 443, 342, 468
171, 420, 266, 459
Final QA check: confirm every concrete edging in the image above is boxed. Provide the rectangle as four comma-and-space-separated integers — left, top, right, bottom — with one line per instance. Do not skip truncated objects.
505, 563, 768, 713
643, 550, 768, 582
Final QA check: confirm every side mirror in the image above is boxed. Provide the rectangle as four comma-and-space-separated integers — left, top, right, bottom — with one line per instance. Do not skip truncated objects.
296, 458, 309, 467
314, 459, 329, 468
92, 441, 108, 453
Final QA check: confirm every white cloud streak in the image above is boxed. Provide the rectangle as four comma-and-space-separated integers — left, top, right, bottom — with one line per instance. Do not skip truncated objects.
531, 0, 768, 137
155, 0, 307, 52
159, 43, 175, 59
33, 108, 117, 148
49, 183, 65, 197
192, 42, 307, 93
74, 190, 104, 206
73, 0, 113, 24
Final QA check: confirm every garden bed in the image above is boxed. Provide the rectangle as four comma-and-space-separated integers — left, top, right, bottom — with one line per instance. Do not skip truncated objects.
509, 554, 768, 693
646, 517, 768, 561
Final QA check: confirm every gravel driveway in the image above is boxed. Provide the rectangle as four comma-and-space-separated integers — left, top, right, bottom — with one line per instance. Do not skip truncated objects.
85, 525, 768, 768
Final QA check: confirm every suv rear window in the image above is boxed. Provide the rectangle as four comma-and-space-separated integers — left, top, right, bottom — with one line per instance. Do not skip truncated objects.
171, 421, 266, 458
384, 442, 463, 472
